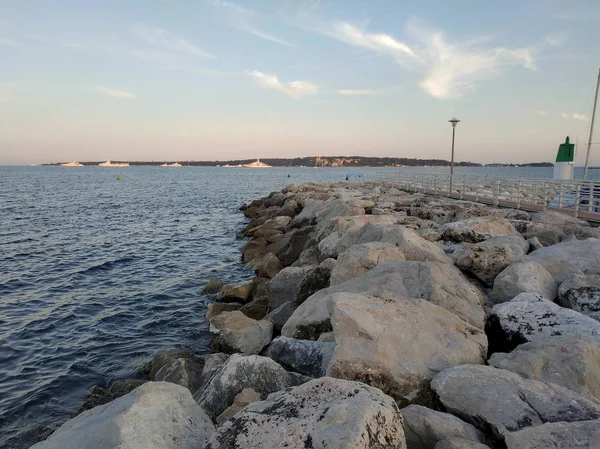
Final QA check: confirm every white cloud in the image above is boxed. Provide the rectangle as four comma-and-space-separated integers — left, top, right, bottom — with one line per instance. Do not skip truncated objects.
536, 110, 547, 116
544, 33, 567, 47
338, 89, 381, 96
0, 83, 16, 102
561, 112, 569, 119
246, 70, 318, 98
0, 38, 30, 48
210, 0, 295, 47
131, 24, 215, 58
95, 86, 137, 99
573, 113, 589, 121
321, 21, 538, 100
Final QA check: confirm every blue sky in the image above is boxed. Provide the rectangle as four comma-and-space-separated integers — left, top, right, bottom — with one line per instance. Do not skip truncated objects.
1, 0, 599, 165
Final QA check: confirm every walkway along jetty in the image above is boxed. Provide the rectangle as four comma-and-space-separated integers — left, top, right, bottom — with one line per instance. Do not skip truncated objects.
32, 182, 600, 449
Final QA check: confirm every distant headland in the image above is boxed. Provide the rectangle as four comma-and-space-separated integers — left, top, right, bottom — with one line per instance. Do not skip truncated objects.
44, 156, 554, 168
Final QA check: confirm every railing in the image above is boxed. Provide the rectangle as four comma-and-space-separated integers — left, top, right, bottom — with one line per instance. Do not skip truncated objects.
376, 172, 600, 220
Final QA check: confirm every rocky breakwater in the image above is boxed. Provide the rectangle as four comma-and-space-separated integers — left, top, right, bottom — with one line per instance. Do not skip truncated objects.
33, 182, 600, 449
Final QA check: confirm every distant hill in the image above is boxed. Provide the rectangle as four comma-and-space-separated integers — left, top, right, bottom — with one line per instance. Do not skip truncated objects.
45, 156, 483, 167
485, 162, 554, 168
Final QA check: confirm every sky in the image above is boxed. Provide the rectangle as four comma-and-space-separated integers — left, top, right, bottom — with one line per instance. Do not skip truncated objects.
1, 0, 599, 165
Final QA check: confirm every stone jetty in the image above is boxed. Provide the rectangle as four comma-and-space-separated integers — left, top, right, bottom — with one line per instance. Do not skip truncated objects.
33, 182, 600, 449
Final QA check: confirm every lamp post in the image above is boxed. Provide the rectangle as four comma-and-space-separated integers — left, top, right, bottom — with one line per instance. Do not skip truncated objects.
448, 118, 460, 178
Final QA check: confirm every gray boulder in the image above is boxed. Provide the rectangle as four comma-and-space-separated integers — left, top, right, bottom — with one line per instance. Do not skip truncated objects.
526, 238, 600, 282
78, 378, 145, 413
155, 357, 205, 393
266, 300, 296, 335
503, 419, 600, 449
268, 266, 314, 311
488, 335, 600, 403
401, 404, 485, 449
480, 233, 529, 256
522, 228, 566, 247
264, 336, 334, 378
431, 364, 600, 441
330, 242, 406, 286
215, 388, 260, 425
526, 237, 543, 252
284, 260, 485, 330
557, 274, 600, 321
205, 377, 406, 449
32, 382, 214, 449
285, 291, 487, 407
452, 243, 514, 286
205, 302, 242, 321
434, 439, 490, 449
202, 278, 223, 295
209, 311, 272, 355
491, 261, 557, 303
275, 226, 316, 266
217, 280, 254, 303
194, 354, 309, 421
294, 265, 332, 306
256, 252, 283, 278
441, 216, 516, 243
531, 211, 590, 228
487, 293, 600, 353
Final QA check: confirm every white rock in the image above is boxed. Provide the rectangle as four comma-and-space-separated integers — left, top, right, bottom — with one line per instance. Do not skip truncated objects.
209, 311, 272, 355
504, 419, 600, 449
491, 261, 557, 303
441, 216, 516, 243
268, 266, 314, 310
31, 382, 214, 449
330, 242, 406, 285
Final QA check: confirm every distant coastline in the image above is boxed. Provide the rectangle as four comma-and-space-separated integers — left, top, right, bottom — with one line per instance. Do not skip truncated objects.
42, 156, 555, 168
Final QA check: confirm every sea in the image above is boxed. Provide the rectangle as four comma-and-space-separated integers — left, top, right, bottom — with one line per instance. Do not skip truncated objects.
1, 164, 599, 448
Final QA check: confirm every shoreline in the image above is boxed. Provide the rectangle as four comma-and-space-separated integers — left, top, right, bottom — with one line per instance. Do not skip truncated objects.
32, 181, 600, 449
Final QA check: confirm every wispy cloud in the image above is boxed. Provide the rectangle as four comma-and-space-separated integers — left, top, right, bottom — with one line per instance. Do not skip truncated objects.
544, 33, 567, 47
561, 112, 569, 119
536, 110, 547, 116
312, 20, 538, 99
209, 0, 295, 47
338, 89, 381, 96
95, 86, 137, 99
0, 38, 31, 49
0, 19, 10, 28
573, 113, 589, 121
246, 70, 318, 98
131, 24, 215, 58
0, 82, 16, 102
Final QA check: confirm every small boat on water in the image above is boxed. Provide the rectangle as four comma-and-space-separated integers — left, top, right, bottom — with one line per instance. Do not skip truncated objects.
60, 161, 83, 167
99, 160, 130, 167
161, 162, 182, 167
242, 159, 272, 168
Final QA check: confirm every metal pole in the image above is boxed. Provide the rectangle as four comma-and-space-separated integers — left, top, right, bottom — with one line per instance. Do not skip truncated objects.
451, 126, 456, 178
584, 69, 600, 180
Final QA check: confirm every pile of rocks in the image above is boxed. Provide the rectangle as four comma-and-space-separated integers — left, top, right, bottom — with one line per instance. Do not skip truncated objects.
33, 182, 600, 449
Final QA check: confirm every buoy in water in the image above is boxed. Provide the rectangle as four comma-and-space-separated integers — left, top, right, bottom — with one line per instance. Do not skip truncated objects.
61, 179, 64, 183
116, 175, 121, 180
287, 174, 291, 178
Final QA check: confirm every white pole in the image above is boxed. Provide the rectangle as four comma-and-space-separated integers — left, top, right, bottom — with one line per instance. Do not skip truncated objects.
584, 69, 600, 180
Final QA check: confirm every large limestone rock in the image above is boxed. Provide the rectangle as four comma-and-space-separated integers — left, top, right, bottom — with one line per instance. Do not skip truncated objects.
294, 265, 332, 306
268, 266, 314, 311
401, 405, 485, 449
215, 388, 260, 425
330, 242, 406, 285
557, 273, 600, 321
285, 291, 486, 407
202, 278, 223, 295
503, 419, 600, 449
441, 216, 516, 243
79, 378, 145, 413
155, 356, 205, 393
487, 293, 600, 353
209, 311, 272, 355
531, 210, 591, 228
491, 261, 557, 303
479, 234, 529, 256
205, 377, 406, 449
31, 382, 215, 449
255, 252, 283, 278
434, 439, 490, 449
276, 226, 317, 267
526, 238, 600, 282
488, 335, 600, 403
452, 243, 514, 286
194, 354, 309, 421
431, 364, 600, 441
217, 280, 254, 303
284, 260, 485, 330
264, 336, 335, 378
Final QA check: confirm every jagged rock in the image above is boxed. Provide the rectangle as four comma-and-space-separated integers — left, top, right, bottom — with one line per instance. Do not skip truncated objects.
526, 237, 543, 251
256, 252, 283, 278
79, 378, 145, 413
239, 295, 269, 320
419, 228, 441, 242
434, 439, 490, 449
526, 238, 600, 282
491, 261, 557, 303
266, 301, 296, 335
487, 293, 600, 353
268, 266, 314, 311
155, 356, 205, 393
202, 278, 223, 295
330, 242, 406, 286
500, 209, 531, 221
452, 243, 514, 286
531, 211, 590, 228
293, 246, 321, 267
431, 364, 600, 441
241, 238, 268, 263
503, 419, 600, 449
144, 349, 194, 379
489, 335, 600, 403
523, 228, 566, 247
479, 234, 529, 256
294, 265, 332, 306
285, 291, 486, 407
32, 382, 215, 449
564, 223, 600, 239
441, 216, 516, 243
284, 260, 485, 330
263, 215, 292, 230
215, 388, 260, 425
264, 336, 334, 378
206, 302, 242, 321
209, 311, 272, 355
194, 354, 309, 421
276, 226, 316, 266
247, 225, 283, 239
557, 274, 600, 321
401, 405, 485, 449
205, 377, 406, 449
217, 280, 254, 304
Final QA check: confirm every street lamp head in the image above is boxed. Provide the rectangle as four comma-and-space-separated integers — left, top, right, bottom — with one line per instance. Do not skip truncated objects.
449, 118, 461, 128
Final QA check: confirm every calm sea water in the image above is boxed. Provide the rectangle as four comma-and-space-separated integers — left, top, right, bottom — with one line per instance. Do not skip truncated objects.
0, 164, 598, 448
